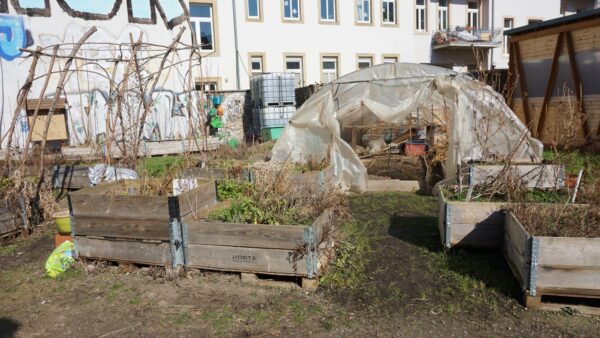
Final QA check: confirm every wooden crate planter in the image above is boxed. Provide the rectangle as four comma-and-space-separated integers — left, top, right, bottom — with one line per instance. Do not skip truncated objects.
468, 164, 565, 189
438, 189, 505, 249
183, 167, 252, 182
52, 165, 90, 190
503, 212, 600, 309
182, 208, 335, 286
0, 198, 27, 238
68, 179, 217, 267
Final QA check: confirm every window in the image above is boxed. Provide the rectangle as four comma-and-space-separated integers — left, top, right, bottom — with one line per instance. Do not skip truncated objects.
357, 56, 373, 70
247, 0, 260, 19
196, 81, 218, 92
503, 18, 513, 55
467, 1, 478, 30
383, 56, 398, 64
285, 56, 304, 87
415, 0, 426, 31
528, 19, 542, 24
283, 0, 301, 20
438, 0, 448, 30
250, 55, 263, 75
357, 0, 371, 23
190, 4, 215, 51
320, 0, 336, 22
382, 0, 396, 24
322, 57, 338, 83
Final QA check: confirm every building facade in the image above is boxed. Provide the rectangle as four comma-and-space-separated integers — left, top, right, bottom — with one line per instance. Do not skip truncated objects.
191, 0, 594, 91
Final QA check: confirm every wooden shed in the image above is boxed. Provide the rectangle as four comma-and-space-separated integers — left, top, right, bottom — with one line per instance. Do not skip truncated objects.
505, 9, 600, 146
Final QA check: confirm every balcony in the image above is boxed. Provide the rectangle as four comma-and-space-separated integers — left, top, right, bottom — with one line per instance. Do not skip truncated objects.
432, 28, 501, 50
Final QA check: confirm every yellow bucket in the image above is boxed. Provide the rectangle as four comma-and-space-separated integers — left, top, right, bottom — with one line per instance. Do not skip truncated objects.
53, 210, 71, 235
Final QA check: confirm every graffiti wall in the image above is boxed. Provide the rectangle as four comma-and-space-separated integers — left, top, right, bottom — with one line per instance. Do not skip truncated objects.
0, 0, 197, 149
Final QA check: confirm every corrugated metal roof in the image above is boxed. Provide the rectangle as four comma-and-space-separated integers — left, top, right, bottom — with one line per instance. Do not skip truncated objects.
504, 7, 600, 36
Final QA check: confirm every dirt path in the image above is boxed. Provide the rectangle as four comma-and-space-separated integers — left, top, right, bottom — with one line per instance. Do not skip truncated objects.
1, 193, 599, 337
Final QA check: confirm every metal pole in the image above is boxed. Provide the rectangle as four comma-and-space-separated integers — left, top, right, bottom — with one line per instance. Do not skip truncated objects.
232, 0, 241, 90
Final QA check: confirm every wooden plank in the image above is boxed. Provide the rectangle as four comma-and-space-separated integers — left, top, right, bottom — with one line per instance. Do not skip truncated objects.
538, 237, 600, 267
503, 212, 530, 287
366, 180, 420, 192
75, 236, 172, 266
537, 32, 564, 140
178, 179, 218, 218
186, 244, 308, 277
505, 212, 529, 256
449, 223, 503, 248
514, 41, 533, 131
469, 164, 564, 189
565, 31, 591, 140
73, 216, 170, 241
26, 98, 66, 110
438, 189, 447, 246
28, 114, 68, 141
69, 193, 169, 220
508, 17, 600, 43
504, 231, 526, 286
53, 165, 90, 190
537, 268, 600, 294
447, 202, 504, 225
185, 221, 305, 250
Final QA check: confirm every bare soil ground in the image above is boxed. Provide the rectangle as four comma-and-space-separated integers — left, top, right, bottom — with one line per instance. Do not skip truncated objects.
1, 192, 600, 337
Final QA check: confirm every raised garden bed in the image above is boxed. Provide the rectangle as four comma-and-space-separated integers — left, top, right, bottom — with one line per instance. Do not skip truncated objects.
68, 178, 217, 266
438, 188, 505, 249
467, 164, 565, 189
503, 211, 600, 309
182, 207, 335, 288
0, 198, 26, 238
438, 186, 573, 249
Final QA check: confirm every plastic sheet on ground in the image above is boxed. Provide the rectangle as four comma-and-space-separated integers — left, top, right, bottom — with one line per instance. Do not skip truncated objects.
271, 63, 543, 192
88, 164, 139, 186
45, 241, 75, 278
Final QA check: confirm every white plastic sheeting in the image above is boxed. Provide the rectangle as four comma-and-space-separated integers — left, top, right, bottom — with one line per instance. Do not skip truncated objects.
271, 63, 543, 192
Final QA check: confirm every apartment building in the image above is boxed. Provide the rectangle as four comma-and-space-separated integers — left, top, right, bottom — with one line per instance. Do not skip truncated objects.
190, 1, 595, 91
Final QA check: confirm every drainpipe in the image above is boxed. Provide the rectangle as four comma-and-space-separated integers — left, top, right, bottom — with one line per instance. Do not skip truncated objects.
490, 0, 495, 70
232, 0, 241, 90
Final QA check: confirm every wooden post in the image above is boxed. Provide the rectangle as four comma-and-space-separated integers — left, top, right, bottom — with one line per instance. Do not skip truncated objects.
564, 31, 591, 141
537, 32, 564, 141
513, 42, 533, 133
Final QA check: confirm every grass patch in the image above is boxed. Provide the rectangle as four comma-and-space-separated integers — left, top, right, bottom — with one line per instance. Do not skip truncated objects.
138, 156, 185, 177
443, 186, 570, 203
324, 192, 517, 316
0, 244, 17, 255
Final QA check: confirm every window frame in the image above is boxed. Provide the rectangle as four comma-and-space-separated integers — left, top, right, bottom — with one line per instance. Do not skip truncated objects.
282, 0, 303, 23
245, 0, 263, 22
319, 0, 338, 24
502, 17, 514, 56
356, 54, 374, 70
415, 0, 427, 32
355, 0, 372, 25
381, 0, 398, 26
438, 0, 449, 31
320, 54, 340, 83
195, 77, 221, 93
189, 0, 220, 56
248, 53, 266, 75
284, 54, 306, 88
467, 0, 479, 31
382, 54, 400, 64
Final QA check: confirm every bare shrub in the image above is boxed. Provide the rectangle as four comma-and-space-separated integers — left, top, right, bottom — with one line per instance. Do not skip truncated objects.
510, 203, 600, 238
